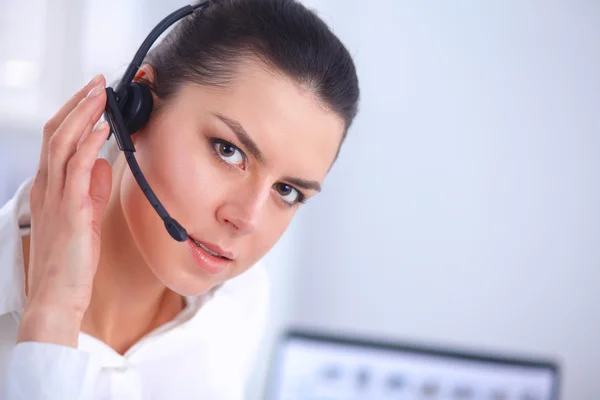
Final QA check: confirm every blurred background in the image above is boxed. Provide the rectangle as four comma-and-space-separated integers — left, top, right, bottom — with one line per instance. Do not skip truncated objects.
1, 1, 599, 399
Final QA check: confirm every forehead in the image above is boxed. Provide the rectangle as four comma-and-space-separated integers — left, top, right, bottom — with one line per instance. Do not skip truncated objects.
175, 60, 345, 182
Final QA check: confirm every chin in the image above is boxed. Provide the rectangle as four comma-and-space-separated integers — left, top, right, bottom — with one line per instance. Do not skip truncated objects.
148, 250, 226, 297
162, 277, 216, 298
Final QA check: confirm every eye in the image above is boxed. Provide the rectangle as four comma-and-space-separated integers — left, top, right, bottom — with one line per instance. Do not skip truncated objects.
274, 182, 305, 206
212, 139, 245, 167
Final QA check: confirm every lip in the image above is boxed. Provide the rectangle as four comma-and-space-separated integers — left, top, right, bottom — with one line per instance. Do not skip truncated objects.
189, 236, 234, 260
186, 238, 232, 274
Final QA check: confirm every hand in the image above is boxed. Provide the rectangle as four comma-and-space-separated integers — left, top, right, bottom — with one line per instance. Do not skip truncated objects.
18, 75, 113, 347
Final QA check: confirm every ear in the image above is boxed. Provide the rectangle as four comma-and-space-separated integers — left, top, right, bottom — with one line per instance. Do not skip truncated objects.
133, 64, 156, 85
127, 64, 159, 140
122, 81, 154, 135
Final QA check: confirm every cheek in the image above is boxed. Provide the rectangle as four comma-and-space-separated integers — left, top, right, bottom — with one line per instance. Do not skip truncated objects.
119, 163, 183, 287
118, 137, 186, 267
118, 133, 226, 294
132, 129, 220, 221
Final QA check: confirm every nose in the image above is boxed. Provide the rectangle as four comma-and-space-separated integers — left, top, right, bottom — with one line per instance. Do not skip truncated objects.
216, 183, 270, 235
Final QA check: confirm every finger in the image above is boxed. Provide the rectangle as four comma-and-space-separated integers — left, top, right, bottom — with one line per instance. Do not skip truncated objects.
63, 121, 111, 205
89, 158, 113, 236
38, 75, 105, 185
47, 83, 107, 196
77, 118, 104, 151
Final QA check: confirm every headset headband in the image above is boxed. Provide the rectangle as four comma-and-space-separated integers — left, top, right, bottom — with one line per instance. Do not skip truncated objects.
115, 1, 209, 97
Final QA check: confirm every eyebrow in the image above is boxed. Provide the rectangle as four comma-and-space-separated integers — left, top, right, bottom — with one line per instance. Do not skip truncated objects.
213, 112, 265, 164
282, 177, 322, 192
212, 112, 322, 193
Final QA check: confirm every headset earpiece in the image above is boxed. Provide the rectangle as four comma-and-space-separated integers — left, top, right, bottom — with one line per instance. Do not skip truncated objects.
120, 82, 153, 135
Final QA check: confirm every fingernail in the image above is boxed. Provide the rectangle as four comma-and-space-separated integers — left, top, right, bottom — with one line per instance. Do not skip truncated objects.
95, 121, 108, 131
88, 74, 102, 86
87, 85, 104, 98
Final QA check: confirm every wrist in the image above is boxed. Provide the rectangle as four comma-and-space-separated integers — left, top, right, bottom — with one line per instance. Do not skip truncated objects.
18, 305, 83, 347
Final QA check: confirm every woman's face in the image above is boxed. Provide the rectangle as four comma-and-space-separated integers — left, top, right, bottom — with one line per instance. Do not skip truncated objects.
119, 60, 344, 296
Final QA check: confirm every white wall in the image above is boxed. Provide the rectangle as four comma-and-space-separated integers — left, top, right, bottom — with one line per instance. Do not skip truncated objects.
286, 1, 600, 400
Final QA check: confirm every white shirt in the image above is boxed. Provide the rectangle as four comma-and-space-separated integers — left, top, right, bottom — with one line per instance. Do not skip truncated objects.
0, 176, 270, 399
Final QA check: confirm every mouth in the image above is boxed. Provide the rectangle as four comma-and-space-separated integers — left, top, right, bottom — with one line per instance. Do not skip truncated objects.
189, 237, 233, 260
186, 236, 233, 275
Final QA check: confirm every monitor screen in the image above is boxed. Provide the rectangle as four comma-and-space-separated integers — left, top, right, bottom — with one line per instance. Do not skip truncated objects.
265, 331, 559, 400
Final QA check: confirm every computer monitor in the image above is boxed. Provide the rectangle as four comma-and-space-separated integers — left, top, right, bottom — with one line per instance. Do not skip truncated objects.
265, 330, 560, 400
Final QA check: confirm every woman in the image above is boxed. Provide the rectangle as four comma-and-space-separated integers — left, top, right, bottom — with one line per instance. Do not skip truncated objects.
0, 0, 359, 398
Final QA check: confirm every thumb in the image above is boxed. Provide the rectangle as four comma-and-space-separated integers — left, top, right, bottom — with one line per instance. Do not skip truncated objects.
89, 158, 112, 232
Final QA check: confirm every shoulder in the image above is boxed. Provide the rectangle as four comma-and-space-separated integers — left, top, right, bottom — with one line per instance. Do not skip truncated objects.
193, 262, 270, 339
0, 177, 33, 316
0, 175, 34, 233
217, 262, 270, 324
205, 263, 270, 379
0, 313, 19, 383
220, 262, 270, 298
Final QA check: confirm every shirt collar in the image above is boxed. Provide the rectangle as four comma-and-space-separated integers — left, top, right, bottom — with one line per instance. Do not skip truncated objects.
0, 176, 34, 316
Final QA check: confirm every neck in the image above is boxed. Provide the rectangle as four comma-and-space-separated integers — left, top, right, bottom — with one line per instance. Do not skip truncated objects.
80, 156, 184, 355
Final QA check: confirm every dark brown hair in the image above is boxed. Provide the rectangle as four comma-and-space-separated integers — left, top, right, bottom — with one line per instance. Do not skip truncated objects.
143, 0, 360, 139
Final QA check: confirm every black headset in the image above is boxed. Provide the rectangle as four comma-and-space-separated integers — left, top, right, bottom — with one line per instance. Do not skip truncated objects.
103, 1, 209, 242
